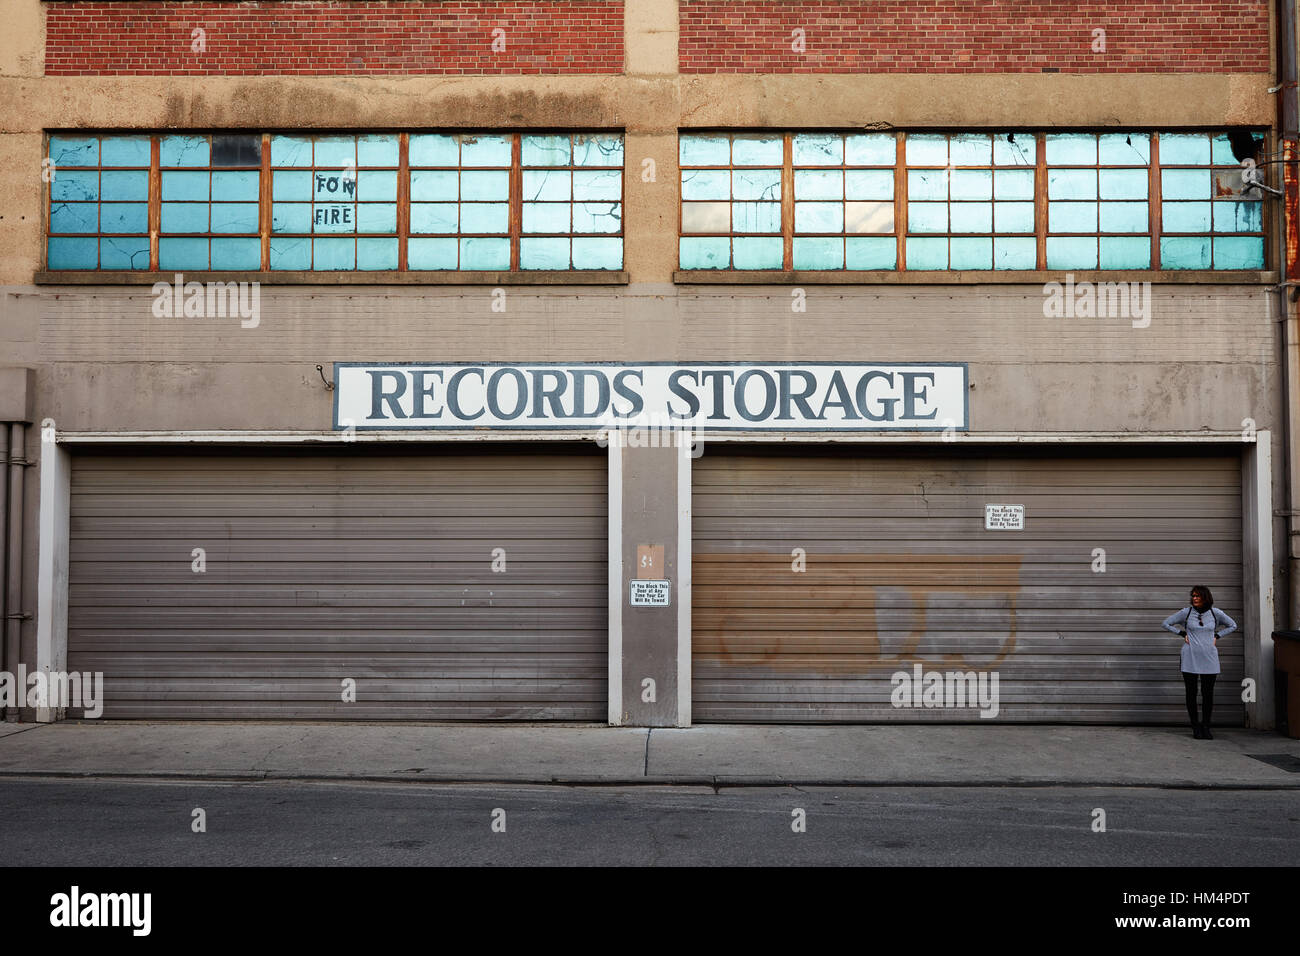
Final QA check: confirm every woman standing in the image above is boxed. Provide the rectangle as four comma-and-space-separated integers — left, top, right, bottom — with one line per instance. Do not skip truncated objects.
1161, 586, 1237, 739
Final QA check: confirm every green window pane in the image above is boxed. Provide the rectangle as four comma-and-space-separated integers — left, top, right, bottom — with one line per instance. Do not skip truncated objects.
461, 170, 509, 201
573, 134, 623, 168
846, 237, 897, 269
1213, 201, 1262, 233
1100, 201, 1148, 233
49, 203, 98, 234
950, 134, 991, 166
410, 170, 458, 202
794, 201, 843, 233
460, 135, 512, 167
356, 203, 397, 233
793, 237, 844, 269
845, 169, 893, 200
846, 134, 896, 166
358, 170, 398, 202
731, 237, 782, 269
313, 237, 356, 270
571, 236, 623, 269
270, 136, 312, 168
523, 202, 571, 233
905, 134, 947, 166
1213, 236, 1264, 269
210, 203, 259, 234
161, 202, 209, 233
273, 170, 312, 202
523, 134, 572, 167
409, 135, 459, 167
99, 237, 150, 270
523, 169, 571, 202
993, 133, 1035, 166
410, 203, 458, 234
1047, 168, 1097, 200
951, 169, 992, 201
1100, 236, 1151, 269
573, 202, 621, 234
160, 135, 209, 167
795, 169, 843, 200
357, 237, 398, 270
951, 203, 992, 233
100, 202, 148, 233
47, 237, 98, 269
1099, 168, 1147, 200
1159, 133, 1210, 165
679, 135, 729, 166
1045, 133, 1097, 166
908, 202, 948, 233
1161, 201, 1211, 232
408, 238, 459, 270
212, 170, 260, 202
269, 237, 310, 270
460, 203, 509, 234
312, 202, 356, 234
162, 171, 209, 202
1160, 236, 1211, 269
846, 201, 893, 234
905, 237, 948, 270
732, 135, 782, 166
271, 203, 312, 234
907, 169, 947, 202
460, 237, 510, 270
52, 170, 98, 202
573, 168, 622, 201
357, 134, 398, 167
1048, 201, 1098, 233
792, 133, 843, 166
159, 238, 208, 270
993, 202, 1034, 233
679, 236, 730, 269
314, 136, 356, 168
950, 237, 992, 269
101, 136, 151, 167
732, 168, 781, 201
211, 237, 261, 270
732, 201, 780, 233
48, 136, 98, 167
520, 237, 570, 270
1047, 237, 1099, 269
1161, 168, 1209, 200
993, 237, 1036, 269
1100, 133, 1150, 166
681, 201, 730, 233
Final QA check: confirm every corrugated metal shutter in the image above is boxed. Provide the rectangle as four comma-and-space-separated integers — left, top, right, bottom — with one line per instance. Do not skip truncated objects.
68, 445, 607, 719
693, 446, 1244, 723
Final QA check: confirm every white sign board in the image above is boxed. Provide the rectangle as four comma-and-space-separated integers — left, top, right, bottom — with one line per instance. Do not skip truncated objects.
334, 363, 969, 431
984, 505, 1025, 530
629, 580, 672, 606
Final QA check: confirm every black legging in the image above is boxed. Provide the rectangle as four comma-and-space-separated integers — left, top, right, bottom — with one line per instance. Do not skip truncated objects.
1182, 672, 1217, 726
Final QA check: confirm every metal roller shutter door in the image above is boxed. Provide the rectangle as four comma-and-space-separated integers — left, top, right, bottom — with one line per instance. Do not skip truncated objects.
693, 445, 1245, 723
68, 445, 607, 720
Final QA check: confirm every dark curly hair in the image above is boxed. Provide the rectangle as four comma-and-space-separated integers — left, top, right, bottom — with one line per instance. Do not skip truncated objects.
1190, 585, 1215, 610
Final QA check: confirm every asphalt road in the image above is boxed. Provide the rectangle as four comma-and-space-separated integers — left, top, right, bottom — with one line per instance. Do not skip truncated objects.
0, 777, 1296, 866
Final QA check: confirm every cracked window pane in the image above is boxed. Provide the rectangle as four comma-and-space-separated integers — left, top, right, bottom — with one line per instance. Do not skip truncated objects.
161, 135, 210, 168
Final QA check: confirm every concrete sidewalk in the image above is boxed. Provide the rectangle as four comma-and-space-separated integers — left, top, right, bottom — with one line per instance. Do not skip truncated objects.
0, 721, 1298, 787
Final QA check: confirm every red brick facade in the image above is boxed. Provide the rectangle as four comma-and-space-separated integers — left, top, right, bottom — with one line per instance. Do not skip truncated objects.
44, 1, 624, 76
679, 0, 1271, 74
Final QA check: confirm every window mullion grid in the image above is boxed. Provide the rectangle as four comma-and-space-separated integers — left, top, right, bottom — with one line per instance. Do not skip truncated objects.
782, 132, 793, 271
398, 133, 409, 272
1149, 134, 1162, 270
1034, 133, 1047, 270
895, 133, 906, 271
259, 133, 271, 271
149, 135, 160, 271
510, 132, 522, 272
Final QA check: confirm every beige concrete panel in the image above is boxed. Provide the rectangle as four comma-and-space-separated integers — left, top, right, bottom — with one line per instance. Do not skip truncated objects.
623, 132, 679, 283
0, 134, 45, 283
1, 286, 41, 365
0, 0, 42, 79
625, 0, 679, 76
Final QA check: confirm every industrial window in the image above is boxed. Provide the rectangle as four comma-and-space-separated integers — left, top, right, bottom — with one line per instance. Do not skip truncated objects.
45, 131, 625, 272
678, 130, 1267, 272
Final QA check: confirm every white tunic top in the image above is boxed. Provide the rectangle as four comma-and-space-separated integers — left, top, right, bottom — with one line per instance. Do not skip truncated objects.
1161, 606, 1238, 675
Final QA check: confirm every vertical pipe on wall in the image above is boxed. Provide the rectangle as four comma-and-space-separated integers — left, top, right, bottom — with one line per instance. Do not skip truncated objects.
0, 426, 7, 719
4, 424, 23, 720
1278, 0, 1300, 628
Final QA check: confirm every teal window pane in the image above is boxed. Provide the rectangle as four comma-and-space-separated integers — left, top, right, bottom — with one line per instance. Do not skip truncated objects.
905, 134, 947, 166
313, 237, 355, 270
993, 202, 1034, 233
950, 202, 992, 233
269, 237, 310, 269
1213, 236, 1264, 269
273, 171, 312, 202
460, 134, 512, 167
1045, 133, 1097, 166
356, 203, 397, 233
571, 236, 623, 269
160, 135, 209, 167
733, 201, 780, 233
682, 201, 730, 233
460, 237, 511, 270
271, 202, 312, 234
522, 134, 571, 167
358, 170, 397, 202
1047, 168, 1097, 200
159, 237, 209, 270
950, 134, 991, 166
211, 237, 261, 270
1100, 201, 1148, 233
732, 135, 783, 166
1046, 237, 1099, 269
409, 134, 458, 167
795, 201, 843, 233
795, 169, 843, 200
573, 202, 621, 234
49, 202, 98, 234
460, 203, 509, 234
845, 201, 893, 234
100, 202, 148, 233
1211, 135, 1246, 166
312, 202, 356, 233
48, 136, 98, 167
162, 171, 209, 201
210, 203, 259, 234
212, 170, 259, 202
52, 170, 98, 202
461, 170, 509, 201
1161, 168, 1209, 200
993, 133, 1035, 166
993, 237, 1036, 270
846, 134, 896, 166
793, 237, 844, 269
1100, 237, 1151, 269
408, 237, 459, 270
908, 169, 946, 202
357, 237, 398, 270
1159, 133, 1210, 165
950, 237, 992, 269
101, 136, 151, 167
906, 237, 948, 270
732, 237, 782, 269
357, 134, 398, 167
951, 170, 992, 201
314, 137, 355, 168
523, 169, 571, 201
845, 169, 893, 200
313, 170, 356, 202
792, 133, 843, 166
1099, 133, 1150, 166
732, 168, 781, 201
909, 202, 947, 233
1162, 201, 1211, 232
161, 202, 209, 233
573, 169, 622, 201
1099, 168, 1147, 200
1048, 201, 1098, 233
1160, 236, 1211, 269
410, 170, 458, 202
1213, 201, 1262, 233
99, 237, 150, 270
679, 237, 730, 269
410, 203, 458, 234
270, 136, 312, 167
523, 202, 571, 233
520, 237, 570, 270
573, 134, 623, 168
680, 135, 729, 166
47, 237, 98, 269
846, 237, 897, 269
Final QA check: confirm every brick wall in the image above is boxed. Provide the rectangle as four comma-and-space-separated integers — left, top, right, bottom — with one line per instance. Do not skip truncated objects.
45, 1, 624, 75
680, 0, 1271, 74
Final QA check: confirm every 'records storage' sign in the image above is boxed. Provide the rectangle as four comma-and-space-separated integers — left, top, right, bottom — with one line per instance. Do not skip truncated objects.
333, 363, 968, 431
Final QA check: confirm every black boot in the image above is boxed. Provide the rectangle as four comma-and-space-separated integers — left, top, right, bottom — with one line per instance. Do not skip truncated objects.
1192, 723, 1204, 739
1201, 724, 1214, 740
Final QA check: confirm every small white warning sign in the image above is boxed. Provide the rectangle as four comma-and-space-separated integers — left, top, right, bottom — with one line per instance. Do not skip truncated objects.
984, 504, 1025, 530
630, 580, 672, 606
